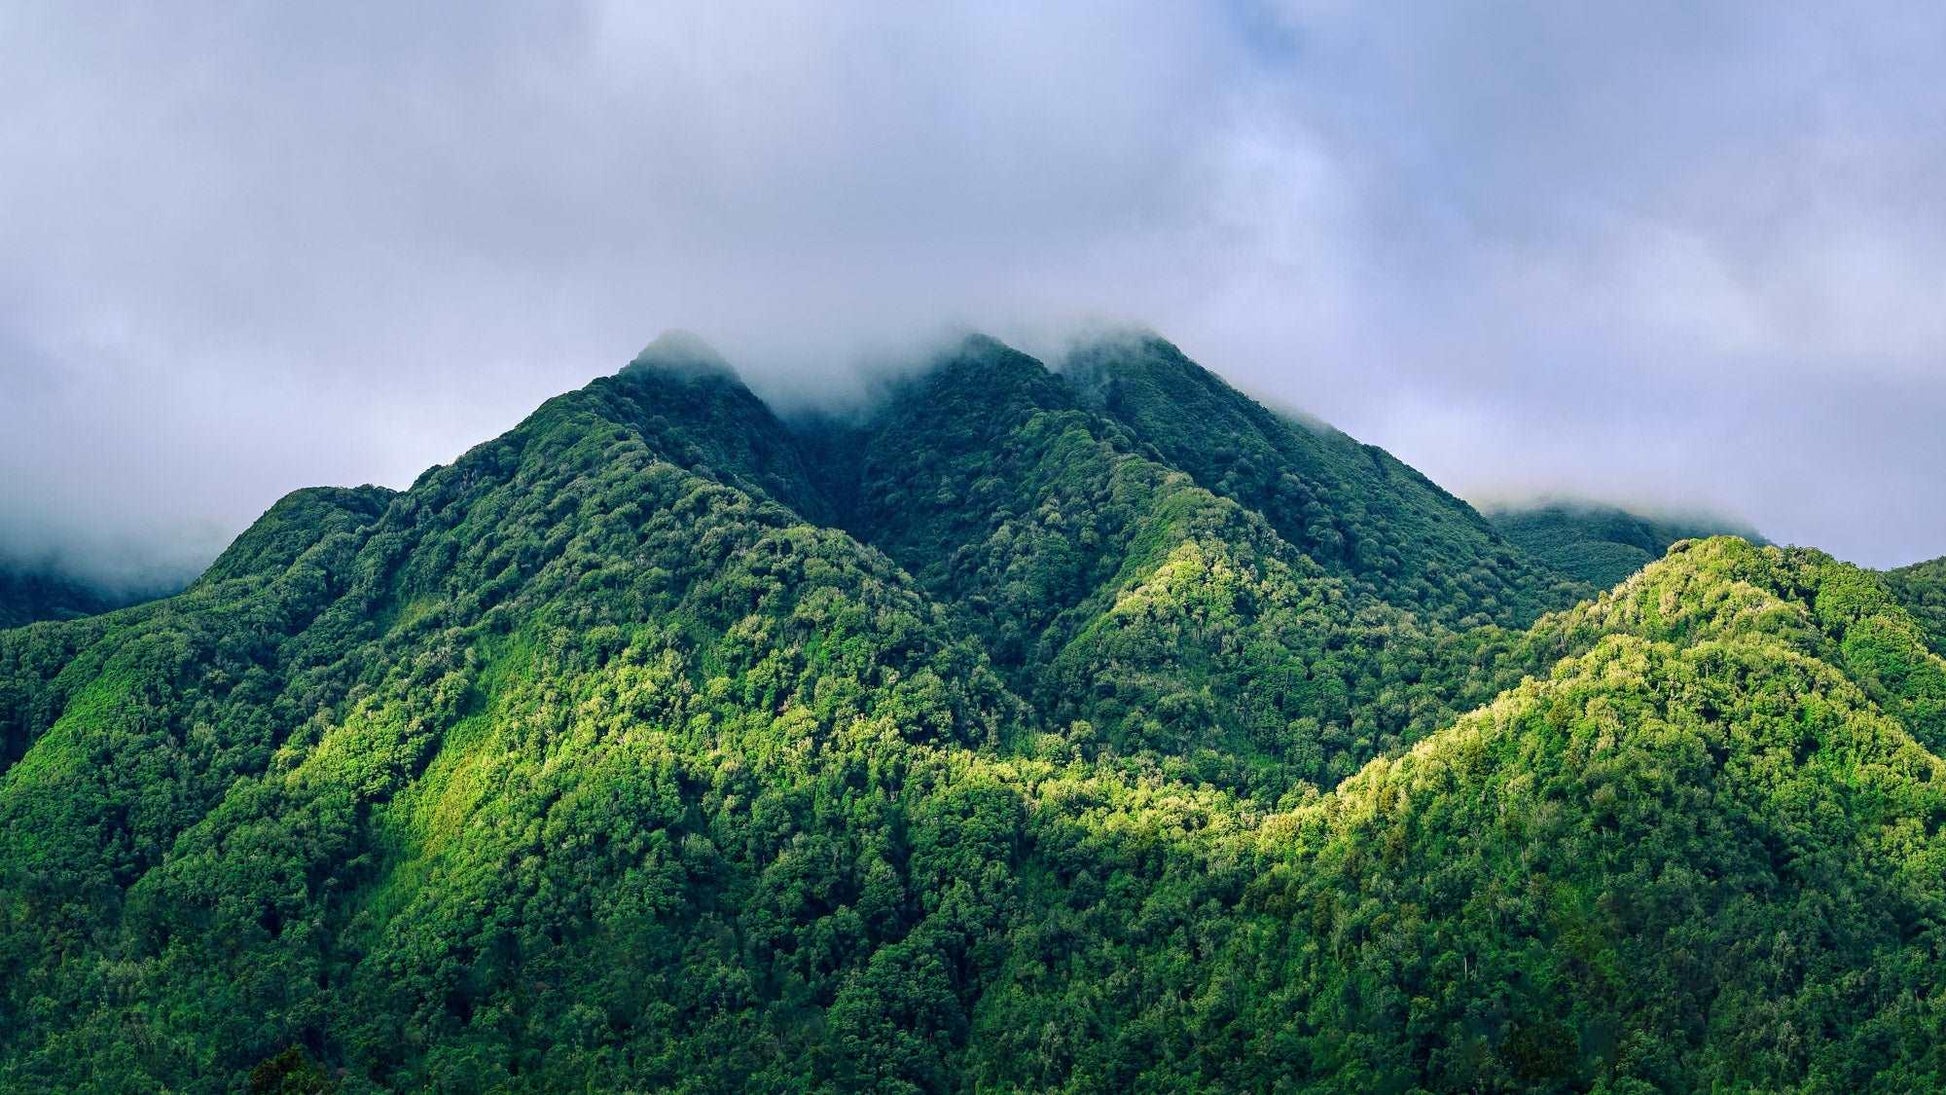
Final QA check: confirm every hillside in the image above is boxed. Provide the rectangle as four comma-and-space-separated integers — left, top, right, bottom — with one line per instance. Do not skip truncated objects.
0, 561, 170, 629
1488, 499, 1765, 589
1063, 334, 1584, 626
2, 334, 1943, 1091
788, 337, 1567, 792
1886, 555, 1946, 656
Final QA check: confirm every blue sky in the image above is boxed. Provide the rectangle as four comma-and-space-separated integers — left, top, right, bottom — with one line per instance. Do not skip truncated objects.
3, 1, 1943, 582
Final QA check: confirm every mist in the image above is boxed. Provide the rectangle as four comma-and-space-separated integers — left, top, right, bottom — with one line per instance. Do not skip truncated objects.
4, 1, 1945, 586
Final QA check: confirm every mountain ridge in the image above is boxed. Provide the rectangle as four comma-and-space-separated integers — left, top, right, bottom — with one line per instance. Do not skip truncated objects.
1, 331, 1942, 1091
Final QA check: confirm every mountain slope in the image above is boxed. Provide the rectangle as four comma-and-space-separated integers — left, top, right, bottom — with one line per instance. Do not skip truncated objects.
1, 336, 1943, 1091
967, 539, 1946, 1091
1886, 555, 1946, 656
795, 336, 1571, 792
0, 561, 171, 629
0, 353, 1017, 1090
0, 566, 111, 628
1488, 499, 1765, 589
195, 485, 397, 587
1063, 333, 1585, 625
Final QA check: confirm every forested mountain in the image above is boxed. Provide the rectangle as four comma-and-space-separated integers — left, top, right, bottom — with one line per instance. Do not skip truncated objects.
2, 333, 1943, 1092
1062, 334, 1585, 626
1487, 499, 1765, 589
0, 561, 169, 629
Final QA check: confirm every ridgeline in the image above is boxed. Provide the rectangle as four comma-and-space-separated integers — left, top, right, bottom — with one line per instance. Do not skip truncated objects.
3, 333, 1943, 1092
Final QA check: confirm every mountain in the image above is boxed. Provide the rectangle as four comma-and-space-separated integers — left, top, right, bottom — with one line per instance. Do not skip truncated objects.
1062, 334, 1585, 626
790, 334, 1574, 790
1487, 499, 1766, 589
0, 561, 171, 629
2, 332, 1943, 1092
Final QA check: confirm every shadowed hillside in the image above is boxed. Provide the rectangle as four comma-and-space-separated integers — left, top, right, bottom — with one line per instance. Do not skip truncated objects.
1488, 499, 1765, 589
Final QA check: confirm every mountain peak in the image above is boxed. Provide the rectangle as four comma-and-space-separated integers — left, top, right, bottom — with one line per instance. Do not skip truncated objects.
625, 329, 737, 381
10, 324, 1946, 1092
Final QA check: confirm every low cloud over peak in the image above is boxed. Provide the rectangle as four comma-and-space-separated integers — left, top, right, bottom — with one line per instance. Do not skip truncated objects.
3, 1, 1943, 583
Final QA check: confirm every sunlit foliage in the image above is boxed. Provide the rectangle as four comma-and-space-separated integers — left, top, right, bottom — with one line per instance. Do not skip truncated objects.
2, 338, 1942, 1091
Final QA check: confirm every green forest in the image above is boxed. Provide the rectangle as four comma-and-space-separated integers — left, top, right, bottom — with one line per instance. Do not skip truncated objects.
4, 331, 1945, 1092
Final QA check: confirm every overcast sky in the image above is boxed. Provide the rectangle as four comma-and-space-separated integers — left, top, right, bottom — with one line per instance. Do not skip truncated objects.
4, 1, 1944, 585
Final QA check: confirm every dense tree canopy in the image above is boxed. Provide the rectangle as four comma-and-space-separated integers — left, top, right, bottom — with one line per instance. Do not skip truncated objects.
1887, 555, 1946, 657
2, 334, 1942, 1092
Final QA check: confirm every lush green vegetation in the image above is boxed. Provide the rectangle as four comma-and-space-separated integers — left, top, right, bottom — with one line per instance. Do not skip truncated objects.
1887, 555, 1946, 656
2, 333, 1943, 1091
1064, 334, 1586, 627
1487, 499, 1764, 589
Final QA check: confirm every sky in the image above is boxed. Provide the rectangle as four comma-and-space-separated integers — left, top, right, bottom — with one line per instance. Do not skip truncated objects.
3, 1, 1944, 586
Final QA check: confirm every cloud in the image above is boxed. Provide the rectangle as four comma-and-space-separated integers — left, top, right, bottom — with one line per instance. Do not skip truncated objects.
0, 0, 1942, 582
